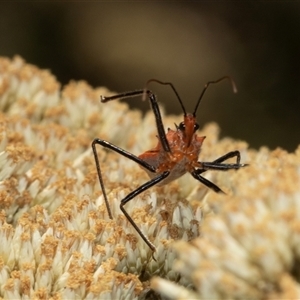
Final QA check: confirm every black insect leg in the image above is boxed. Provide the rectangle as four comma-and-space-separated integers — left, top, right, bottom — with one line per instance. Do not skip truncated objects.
120, 171, 170, 252
101, 90, 171, 153
92, 138, 170, 252
190, 171, 225, 193
196, 151, 248, 175
92, 138, 157, 219
211, 150, 241, 164
191, 151, 248, 193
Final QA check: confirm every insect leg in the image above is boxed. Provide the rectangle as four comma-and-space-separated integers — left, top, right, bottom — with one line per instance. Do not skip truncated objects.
101, 90, 170, 153
190, 171, 225, 194
191, 151, 247, 193
196, 151, 248, 175
209, 150, 241, 164
92, 138, 157, 219
120, 171, 170, 252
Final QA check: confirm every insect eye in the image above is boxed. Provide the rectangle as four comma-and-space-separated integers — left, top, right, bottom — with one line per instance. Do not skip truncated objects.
194, 123, 199, 132
178, 122, 185, 131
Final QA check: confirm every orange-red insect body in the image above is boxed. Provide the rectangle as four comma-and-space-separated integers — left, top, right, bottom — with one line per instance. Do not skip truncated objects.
139, 113, 205, 185
92, 76, 247, 253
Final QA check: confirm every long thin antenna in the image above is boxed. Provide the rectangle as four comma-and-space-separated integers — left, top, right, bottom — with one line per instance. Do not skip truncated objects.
144, 79, 187, 115
193, 76, 237, 116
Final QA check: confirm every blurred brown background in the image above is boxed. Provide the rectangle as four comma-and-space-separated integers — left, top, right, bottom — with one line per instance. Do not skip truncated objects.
1, 2, 299, 151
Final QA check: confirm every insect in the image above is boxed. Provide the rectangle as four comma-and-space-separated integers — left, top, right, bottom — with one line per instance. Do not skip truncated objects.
92, 76, 247, 252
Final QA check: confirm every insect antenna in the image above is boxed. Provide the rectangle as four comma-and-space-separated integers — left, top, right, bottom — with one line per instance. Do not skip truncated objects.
144, 79, 187, 115
193, 76, 238, 116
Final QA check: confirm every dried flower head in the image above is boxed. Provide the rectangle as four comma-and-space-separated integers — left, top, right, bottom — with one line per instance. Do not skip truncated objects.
1, 56, 298, 300
0, 56, 205, 299
151, 148, 300, 299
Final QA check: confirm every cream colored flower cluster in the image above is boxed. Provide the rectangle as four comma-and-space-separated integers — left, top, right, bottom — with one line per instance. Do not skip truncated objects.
152, 147, 300, 299
0, 56, 203, 299
1, 56, 299, 299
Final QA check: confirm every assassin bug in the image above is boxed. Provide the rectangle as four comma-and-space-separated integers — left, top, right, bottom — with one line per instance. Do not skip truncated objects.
92, 76, 247, 252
